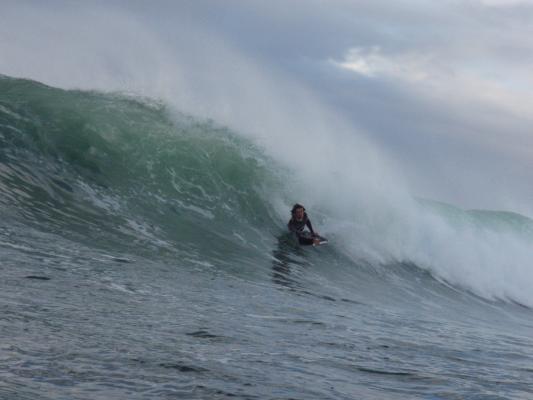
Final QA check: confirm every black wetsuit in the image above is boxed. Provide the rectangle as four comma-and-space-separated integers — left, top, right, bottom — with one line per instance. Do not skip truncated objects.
288, 213, 316, 245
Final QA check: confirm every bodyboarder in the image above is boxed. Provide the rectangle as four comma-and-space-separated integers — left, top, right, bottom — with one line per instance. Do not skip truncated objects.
287, 203, 320, 246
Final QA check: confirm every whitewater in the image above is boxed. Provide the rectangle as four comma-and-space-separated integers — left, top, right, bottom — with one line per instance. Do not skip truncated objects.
1, 74, 533, 400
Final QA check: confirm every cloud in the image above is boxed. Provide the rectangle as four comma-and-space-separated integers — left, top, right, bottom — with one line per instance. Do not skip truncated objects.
331, 44, 533, 122
331, 46, 437, 81
478, 0, 533, 6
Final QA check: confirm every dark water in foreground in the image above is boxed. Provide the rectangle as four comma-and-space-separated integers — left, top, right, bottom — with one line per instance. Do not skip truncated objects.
1, 76, 533, 399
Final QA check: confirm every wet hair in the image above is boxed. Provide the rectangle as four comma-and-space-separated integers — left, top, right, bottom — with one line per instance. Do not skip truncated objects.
291, 203, 305, 214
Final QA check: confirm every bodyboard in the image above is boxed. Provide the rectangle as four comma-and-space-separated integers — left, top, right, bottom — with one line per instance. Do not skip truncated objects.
297, 231, 328, 246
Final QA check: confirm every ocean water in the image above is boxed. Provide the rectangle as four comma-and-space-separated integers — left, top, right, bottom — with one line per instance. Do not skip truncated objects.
1, 75, 533, 400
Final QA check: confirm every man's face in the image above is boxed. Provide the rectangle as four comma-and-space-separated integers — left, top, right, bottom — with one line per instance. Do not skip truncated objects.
294, 207, 304, 220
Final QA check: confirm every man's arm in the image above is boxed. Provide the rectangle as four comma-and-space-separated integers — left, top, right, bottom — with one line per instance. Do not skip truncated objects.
306, 219, 316, 235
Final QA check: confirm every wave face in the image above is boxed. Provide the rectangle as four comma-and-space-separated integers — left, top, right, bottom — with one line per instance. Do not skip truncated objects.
2, 76, 533, 399
0, 75, 284, 256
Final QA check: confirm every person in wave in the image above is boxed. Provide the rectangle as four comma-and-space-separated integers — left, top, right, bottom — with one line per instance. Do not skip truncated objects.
288, 203, 321, 245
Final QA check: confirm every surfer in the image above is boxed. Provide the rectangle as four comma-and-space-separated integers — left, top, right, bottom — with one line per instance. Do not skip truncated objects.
288, 204, 321, 245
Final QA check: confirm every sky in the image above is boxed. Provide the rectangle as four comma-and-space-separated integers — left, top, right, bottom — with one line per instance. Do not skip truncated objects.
2, 0, 533, 214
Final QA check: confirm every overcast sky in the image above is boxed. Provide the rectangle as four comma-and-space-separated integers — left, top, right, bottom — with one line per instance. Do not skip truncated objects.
177, 0, 533, 212
3, 0, 533, 214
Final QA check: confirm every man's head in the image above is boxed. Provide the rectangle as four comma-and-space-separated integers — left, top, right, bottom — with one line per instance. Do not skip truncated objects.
291, 204, 305, 220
